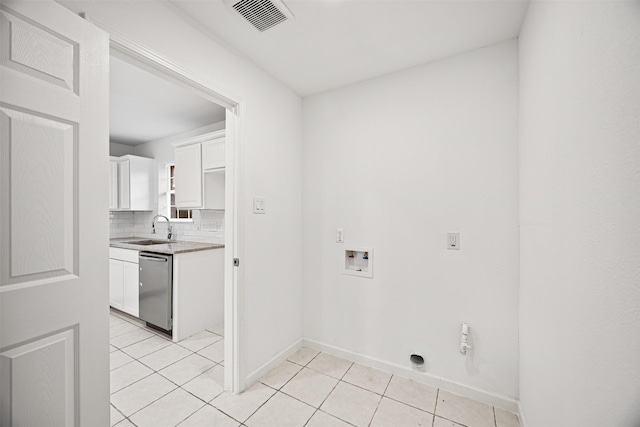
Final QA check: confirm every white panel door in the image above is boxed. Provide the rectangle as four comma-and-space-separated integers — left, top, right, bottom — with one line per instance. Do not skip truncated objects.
0, 2, 109, 426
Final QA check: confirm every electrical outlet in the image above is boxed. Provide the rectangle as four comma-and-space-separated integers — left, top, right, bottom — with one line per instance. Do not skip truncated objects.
253, 197, 266, 214
447, 232, 460, 250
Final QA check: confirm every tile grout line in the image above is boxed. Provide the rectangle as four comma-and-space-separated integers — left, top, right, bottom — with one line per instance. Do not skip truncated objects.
283, 351, 439, 426
366, 395, 383, 427
366, 373, 396, 427
237, 387, 279, 425
113, 343, 502, 427
111, 370, 178, 420
381, 373, 393, 396
256, 357, 321, 426
375, 388, 440, 415
432, 388, 440, 427
110, 368, 156, 395
436, 414, 473, 427
115, 360, 224, 424
111, 321, 227, 426
301, 409, 318, 427
205, 402, 247, 426
169, 399, 207, 427
319, 359, 363, 427
262, 352, 353, 426
119, 338, 173, 360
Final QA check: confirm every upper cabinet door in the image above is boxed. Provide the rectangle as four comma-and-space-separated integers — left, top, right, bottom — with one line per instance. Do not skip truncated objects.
0, 2, 110, 426
175, 143, 203, 208
109, 155, 154, 211
202, 137, 225, 171
118, 159, 131, 209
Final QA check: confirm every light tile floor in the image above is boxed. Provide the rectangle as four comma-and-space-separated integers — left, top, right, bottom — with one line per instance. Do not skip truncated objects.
110, 310, 520, 427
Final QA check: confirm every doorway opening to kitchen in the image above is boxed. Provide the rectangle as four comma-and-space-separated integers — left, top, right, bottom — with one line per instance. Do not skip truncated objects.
105, 28, 244, 394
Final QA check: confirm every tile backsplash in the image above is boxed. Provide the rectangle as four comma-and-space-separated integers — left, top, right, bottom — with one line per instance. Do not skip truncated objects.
109, 210, 225, 244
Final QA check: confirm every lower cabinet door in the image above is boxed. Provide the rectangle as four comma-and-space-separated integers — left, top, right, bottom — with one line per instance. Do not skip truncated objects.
109, 259, 124, 310
122, 261, 139, 317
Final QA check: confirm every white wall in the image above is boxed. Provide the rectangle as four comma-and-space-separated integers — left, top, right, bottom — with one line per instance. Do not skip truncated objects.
519, 2, 640, 426
62, 1, 303, 379
110, 141, 135, 156
302, 40, 519, 401
133, 122, 225, 165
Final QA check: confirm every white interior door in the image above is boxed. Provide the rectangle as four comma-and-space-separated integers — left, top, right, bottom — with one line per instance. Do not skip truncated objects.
0, 2, 109, 426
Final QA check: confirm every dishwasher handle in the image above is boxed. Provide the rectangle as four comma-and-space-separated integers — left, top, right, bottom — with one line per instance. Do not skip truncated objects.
139, 255, 168, 262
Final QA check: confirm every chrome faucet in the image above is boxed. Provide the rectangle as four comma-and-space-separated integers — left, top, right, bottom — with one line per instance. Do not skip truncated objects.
151, 214, 172, 240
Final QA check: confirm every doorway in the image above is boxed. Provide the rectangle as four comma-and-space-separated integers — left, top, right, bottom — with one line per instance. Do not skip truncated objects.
102, 23, 244, 394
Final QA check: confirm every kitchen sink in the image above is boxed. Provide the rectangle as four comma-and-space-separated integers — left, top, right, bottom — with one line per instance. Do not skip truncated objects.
122, 239, 170, 246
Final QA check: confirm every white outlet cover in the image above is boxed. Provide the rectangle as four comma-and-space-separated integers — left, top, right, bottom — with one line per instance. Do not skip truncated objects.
253, 197, 266, 214
447, 232, 460, 250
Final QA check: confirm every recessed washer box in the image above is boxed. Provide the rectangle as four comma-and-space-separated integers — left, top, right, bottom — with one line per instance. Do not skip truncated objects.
342, 246, 373, 278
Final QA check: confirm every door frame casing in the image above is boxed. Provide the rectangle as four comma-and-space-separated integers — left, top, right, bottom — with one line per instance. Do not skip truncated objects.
86, 17, 246, 393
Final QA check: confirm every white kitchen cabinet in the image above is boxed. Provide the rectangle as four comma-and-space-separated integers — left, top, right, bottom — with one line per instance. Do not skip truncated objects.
173, 130, 225, 209
202, 137, 225, 171
118, 159, 131, 209
122, 262, 139, 315
109, 154, 154, 211
204, 170, 225, 209
109, 259, 124, 310
109, 247, 139, 317
109, 159, 118, 210
174, 143, 202, 208
172, 248, 224, 342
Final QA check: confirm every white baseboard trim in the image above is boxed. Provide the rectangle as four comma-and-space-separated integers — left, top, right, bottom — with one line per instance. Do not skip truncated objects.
302, 338, 519, 413
245, 338, 303, 387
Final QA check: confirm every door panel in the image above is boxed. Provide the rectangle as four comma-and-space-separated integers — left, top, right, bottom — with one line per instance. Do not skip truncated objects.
0, 107, 77, 285
0, 8, 77, 92
0, 2, 109, 426
0, 328, 76, 427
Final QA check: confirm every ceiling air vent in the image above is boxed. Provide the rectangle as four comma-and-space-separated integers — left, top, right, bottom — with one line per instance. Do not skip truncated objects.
225, 0, 294, 32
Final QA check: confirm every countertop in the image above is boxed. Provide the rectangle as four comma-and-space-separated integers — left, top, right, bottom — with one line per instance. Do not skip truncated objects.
110, 237, 224, 255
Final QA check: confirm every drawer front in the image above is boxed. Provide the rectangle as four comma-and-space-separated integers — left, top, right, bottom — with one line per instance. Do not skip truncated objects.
109, 247, 138, 263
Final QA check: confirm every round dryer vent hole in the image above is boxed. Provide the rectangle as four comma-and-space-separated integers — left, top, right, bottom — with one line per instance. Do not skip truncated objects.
410, 354, 426, 372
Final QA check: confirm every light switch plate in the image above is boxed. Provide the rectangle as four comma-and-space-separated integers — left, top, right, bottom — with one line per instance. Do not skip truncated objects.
253, 197, 266, 214
447, 232, 460, 250
336, 228, 344, 243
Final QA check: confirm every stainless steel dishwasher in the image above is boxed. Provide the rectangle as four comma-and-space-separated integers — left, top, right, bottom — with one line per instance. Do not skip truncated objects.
139, 252, 173, 331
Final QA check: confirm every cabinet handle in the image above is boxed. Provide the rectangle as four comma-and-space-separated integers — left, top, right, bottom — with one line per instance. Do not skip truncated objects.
139, 256, 168, 262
